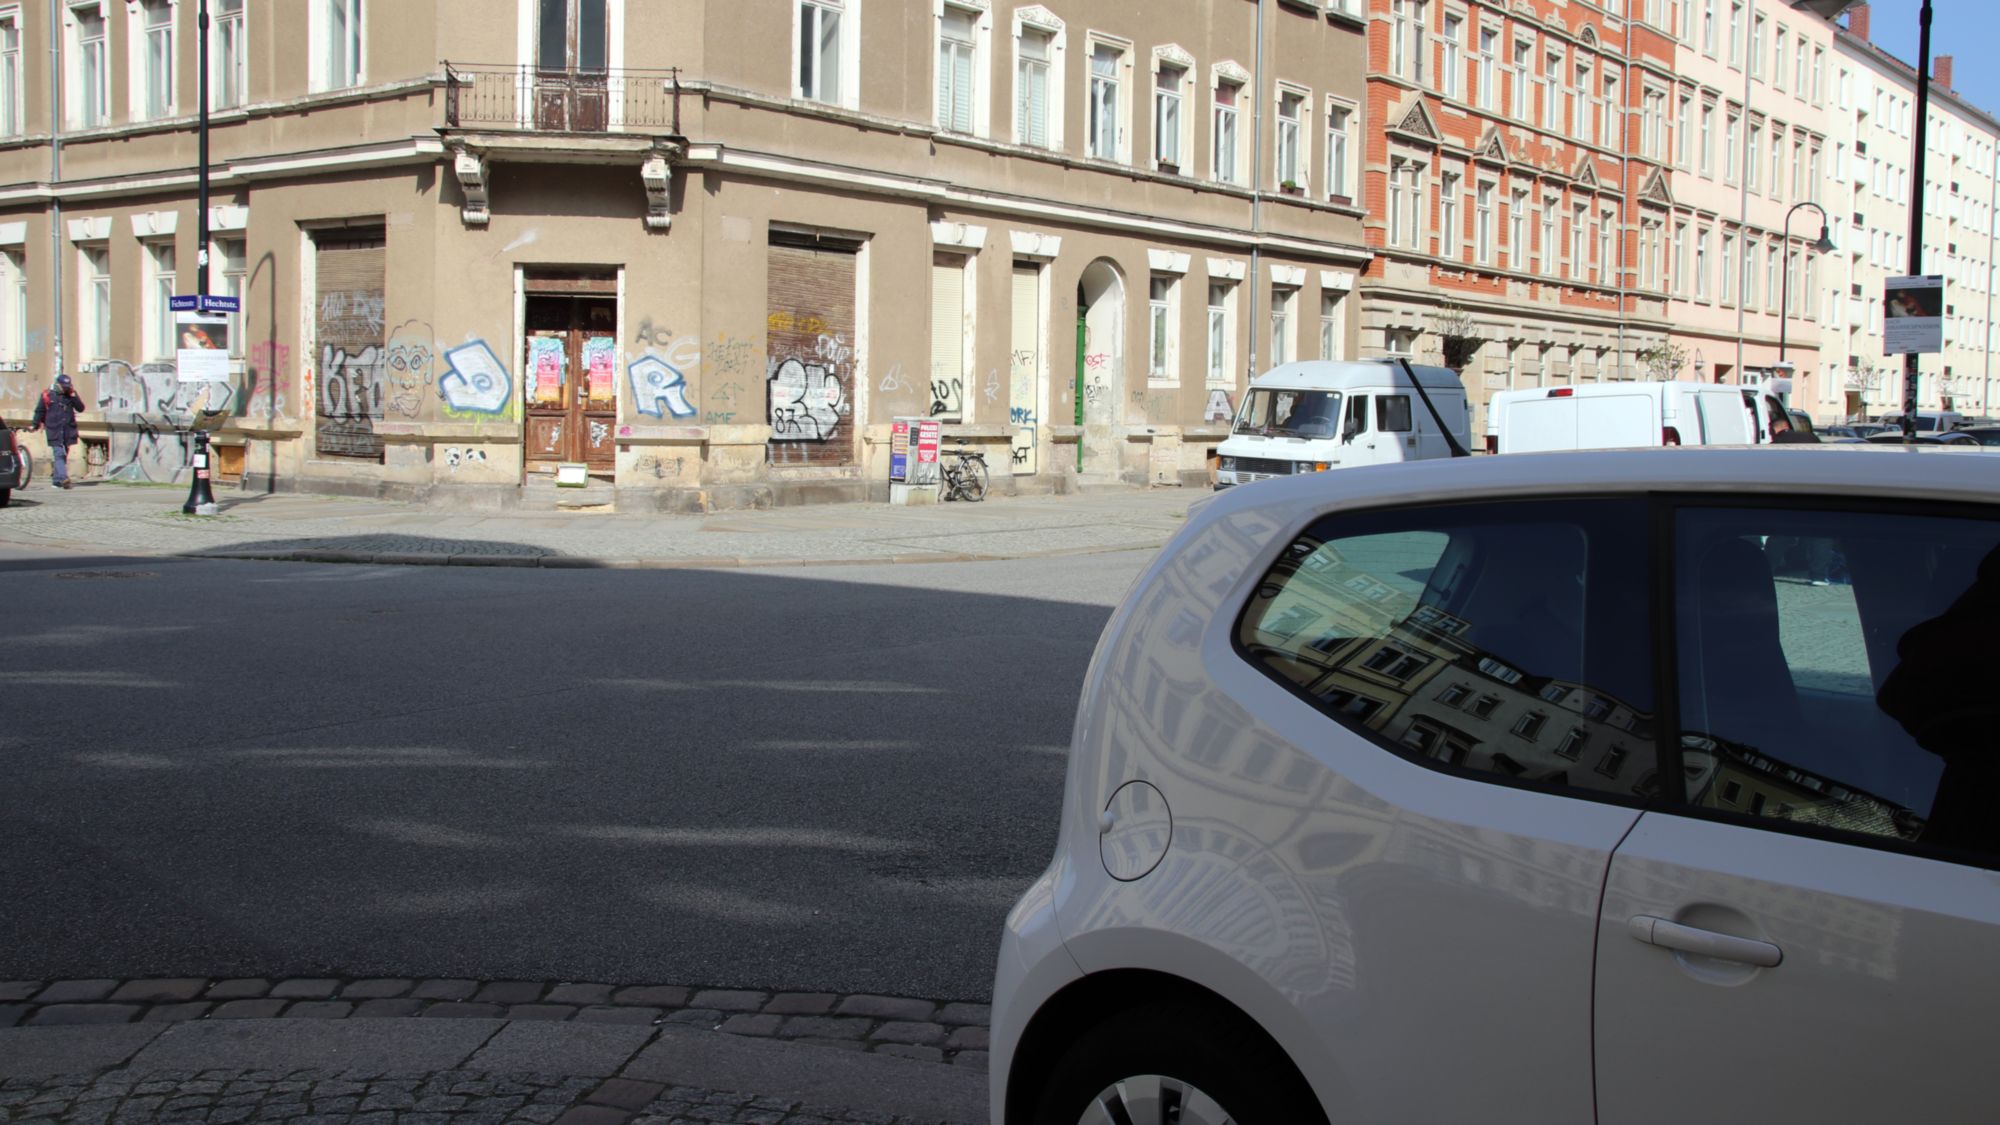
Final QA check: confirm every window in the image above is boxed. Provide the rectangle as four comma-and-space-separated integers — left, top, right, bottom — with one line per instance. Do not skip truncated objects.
797, 0, 846, 105
1695, 226, 1710, 299
1785, 243, 1800, 315
1319, 291, 1346, 361
1440, 14, 1462, 99
1237, 501, 1655, 797
1770, 128, 1783, 200
80, 244, 110, 362
1325, 102, 1354, 201
1212, 80, 1241, 183
1725, 111, 1739, 183
317, 0, 363, 91
1275, 87, 1305, 190
214, 0, 246, 109
215, 236, 245, 358
1269, 285, 1294, 365
1388, 159, 1422, 249
0, 15, 18, 135
1643, 90, 1665, 159
1510, 37, 1531, 123
1541, 198, 1557, 277
1642, 220, 1661, 290
1742, 237, 1756, 306
1600, 70, 1619, 148
1477, 26, 1498, 111
1674, 507, 2000, 861
139, 0, 173, 119
1475, 181, 1494, 265
1508, 189, 1527, 271
1542, 49, 1561, 130
1675, 94, 1692, 170
1376, 394, 1412, 433
1699, 103, 1714, 177
1672, 222, 1688, 297
1015, 27, 1052, 147
1764, 238, 1778, 311
1088, 42, 1122, 160
1570, 202, 1586, 278
72, 2, 108, 127
1153, 64, 1184, 171
1391, 0, 1425, 84
1207, 281, 1234, 383
937, 6, 976, 134
1811, 46, 1824, 103
1598, 209, 1614, 285
1575, 63, 1594, 145
1438, 171, 1460, 258
0, 249, 23, 364
1750, 14, 1764, 78
1728, 0, 1743, 68
1149, 274, 1177, 379
145, 241, 176, 361
1556, 728, 1588, 760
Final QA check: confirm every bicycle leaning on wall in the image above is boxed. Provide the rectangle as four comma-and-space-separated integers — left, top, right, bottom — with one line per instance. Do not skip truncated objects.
940, 446, 989, 502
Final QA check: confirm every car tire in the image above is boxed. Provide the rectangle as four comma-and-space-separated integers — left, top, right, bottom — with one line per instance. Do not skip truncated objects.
1030, 999, 1324, 1125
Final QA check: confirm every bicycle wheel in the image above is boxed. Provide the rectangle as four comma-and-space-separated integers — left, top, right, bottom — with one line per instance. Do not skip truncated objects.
940, 463, 966, 501
965, 456, 988, 502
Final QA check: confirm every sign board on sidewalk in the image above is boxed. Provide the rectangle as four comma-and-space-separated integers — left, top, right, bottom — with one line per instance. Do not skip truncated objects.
174, 312, 231, 382
889, 418, 912, 482
170, 294, 240, 314
913, 418, 941, 485
1883, 275, 1944, 355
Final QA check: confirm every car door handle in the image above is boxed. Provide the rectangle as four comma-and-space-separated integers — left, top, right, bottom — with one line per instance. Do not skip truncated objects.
1627, 915, 1783, 968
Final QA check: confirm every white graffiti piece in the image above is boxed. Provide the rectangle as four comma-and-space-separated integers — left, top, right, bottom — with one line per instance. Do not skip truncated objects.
321, 345, 385, 421
878, 364, 912, 393
443, 447, 488, 470
629, 356, 696, 419
768, 358, 845, 441
319, 290, 386, 333
439, 340, 512, 414
589, 419, 610, 448
984, 370, 1000, 402
1205, 388, 1235, 423
93, 360, 232, 482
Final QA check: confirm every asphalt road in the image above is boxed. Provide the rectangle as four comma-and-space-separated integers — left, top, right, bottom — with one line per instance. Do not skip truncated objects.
0, 548, 1155, 1002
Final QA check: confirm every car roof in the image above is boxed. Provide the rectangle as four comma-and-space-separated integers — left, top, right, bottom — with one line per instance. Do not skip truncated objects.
1249, 359, 1462, 393
1197, 446, 2000, 523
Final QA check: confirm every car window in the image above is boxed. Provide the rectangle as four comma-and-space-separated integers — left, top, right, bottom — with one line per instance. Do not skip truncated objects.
1674, 506, 2000, 861
1376, 395, 1413, 433
1344, 394, 1370, 436
1238, 500, 1657, 798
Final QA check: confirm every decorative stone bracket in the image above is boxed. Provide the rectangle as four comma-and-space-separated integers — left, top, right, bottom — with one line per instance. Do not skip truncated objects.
641, 141, 686, 231
452, 144, 489, 226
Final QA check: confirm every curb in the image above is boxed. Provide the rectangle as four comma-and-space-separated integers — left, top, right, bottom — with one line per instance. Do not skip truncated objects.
173, 549, 1020, 570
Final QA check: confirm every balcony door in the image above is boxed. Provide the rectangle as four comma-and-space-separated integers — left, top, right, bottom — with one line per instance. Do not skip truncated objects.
536, 0, 607, 131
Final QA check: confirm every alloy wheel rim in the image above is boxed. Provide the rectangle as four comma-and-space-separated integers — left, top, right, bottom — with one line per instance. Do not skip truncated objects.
1078, 1074, 1235, 1125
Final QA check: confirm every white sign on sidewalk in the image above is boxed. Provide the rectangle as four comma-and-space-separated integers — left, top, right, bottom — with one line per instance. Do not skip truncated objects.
1883, 275, 1944, 356
174, 312, 231, 382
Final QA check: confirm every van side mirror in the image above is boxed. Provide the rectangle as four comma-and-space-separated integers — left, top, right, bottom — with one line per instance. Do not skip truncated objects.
1341, 417, 1361, 443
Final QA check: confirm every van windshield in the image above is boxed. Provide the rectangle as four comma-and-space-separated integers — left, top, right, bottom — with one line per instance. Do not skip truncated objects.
1233, 389, 1342, 439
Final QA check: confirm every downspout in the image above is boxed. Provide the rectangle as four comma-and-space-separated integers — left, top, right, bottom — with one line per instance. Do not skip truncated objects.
47, 0, 63, 383
1984, 131, 1996, 416
1732, 32, 1752, 383
1247, 0, 1264, 376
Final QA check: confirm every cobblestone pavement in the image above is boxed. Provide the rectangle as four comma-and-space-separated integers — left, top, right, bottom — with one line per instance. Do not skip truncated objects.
0, 980, 988, 1070
0, 1068, 958, 1124
0, 482, 1192, 568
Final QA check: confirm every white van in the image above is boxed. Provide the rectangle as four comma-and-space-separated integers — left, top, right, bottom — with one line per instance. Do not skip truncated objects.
1487, 381, 1763, 454
1875, 409, 1966, 434
1215, 359, 1470, 489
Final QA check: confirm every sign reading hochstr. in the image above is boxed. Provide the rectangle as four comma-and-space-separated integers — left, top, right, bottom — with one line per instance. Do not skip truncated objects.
1883, 275, 1944, 356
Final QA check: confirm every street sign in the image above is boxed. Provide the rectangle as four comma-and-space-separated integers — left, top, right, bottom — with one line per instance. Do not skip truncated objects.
1883, 275, 1944, 355
170, 294, 240, 313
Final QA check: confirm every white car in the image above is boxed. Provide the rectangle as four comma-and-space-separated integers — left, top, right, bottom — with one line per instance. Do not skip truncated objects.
993, 447, 2000, 1125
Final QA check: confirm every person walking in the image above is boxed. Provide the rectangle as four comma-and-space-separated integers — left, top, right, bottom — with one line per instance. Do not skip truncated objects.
29, 374, 85, 489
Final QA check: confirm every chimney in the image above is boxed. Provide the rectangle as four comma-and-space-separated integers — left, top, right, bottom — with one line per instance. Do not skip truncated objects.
1848, 3, 1871, 41
1935, 56, 1954, 90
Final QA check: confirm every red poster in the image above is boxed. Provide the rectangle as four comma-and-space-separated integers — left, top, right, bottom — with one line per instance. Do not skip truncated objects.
916, 419, 941, 465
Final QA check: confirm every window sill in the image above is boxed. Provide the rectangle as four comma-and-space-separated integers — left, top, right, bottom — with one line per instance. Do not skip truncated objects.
1325, 7, 1366, 31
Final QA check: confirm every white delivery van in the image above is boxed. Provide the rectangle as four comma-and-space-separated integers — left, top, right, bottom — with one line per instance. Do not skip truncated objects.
1214, 359, 1470, 489
1486, 381, 1759, 454
1874, 409, 1966, 434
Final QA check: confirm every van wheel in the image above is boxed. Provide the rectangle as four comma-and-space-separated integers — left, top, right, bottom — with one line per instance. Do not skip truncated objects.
1031, 1000, 1323, 1125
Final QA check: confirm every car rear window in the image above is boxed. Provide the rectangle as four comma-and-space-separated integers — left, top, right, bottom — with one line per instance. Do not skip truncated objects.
1237, 500, 1658, 799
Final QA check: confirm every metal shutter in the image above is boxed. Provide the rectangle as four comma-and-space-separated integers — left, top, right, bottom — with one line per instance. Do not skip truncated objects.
929, 254, 965, 421
314, 229, 387, 462
767, 239, 857, 467
1009, 264, 1039, 474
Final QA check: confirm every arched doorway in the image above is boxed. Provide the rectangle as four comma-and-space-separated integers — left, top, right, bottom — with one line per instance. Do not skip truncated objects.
1076, 259, 1124, 477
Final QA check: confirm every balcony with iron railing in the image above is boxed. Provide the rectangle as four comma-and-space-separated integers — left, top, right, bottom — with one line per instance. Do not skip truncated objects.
444, 63, 684, 135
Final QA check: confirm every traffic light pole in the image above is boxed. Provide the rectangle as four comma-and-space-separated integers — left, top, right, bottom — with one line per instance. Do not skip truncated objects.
183, 0, 216, 515
1902, 0, 1933, 444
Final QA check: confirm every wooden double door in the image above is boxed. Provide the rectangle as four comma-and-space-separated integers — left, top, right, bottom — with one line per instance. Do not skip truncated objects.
525, 295, 617, 476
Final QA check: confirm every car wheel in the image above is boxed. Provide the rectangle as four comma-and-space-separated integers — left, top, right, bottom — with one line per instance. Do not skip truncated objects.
1031, 1000, 1323, 1125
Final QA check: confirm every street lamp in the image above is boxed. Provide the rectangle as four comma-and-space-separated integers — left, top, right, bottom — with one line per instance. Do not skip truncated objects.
1777, 201, 1837, 367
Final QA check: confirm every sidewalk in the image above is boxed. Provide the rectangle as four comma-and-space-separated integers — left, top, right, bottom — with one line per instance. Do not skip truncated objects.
0, 482, 1194, 568
0, 976, 987, 1124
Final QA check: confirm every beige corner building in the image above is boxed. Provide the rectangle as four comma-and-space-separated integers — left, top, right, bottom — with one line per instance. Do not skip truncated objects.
0, 0, 1371, 506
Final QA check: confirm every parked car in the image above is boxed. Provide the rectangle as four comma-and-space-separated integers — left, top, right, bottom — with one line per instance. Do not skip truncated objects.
0, 419, 28, 505
1875, 409, 1967, 433
993, 447, 2000, 1125
1214, 360, 1470, 490
1866, 430, 1984, 446
1485, 381, 1762, 453
1953, 425, 2000, 447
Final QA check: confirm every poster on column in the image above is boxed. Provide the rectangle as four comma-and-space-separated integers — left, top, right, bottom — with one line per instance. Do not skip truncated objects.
174, 313, 231, 382
1883, 275, 1944, 355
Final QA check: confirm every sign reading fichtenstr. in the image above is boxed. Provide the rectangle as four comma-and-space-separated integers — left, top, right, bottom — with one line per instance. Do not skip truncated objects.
1883, 275, 1944, 355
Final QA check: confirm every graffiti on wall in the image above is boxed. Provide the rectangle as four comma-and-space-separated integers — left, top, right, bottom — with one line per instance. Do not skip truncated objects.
438, 340, 512, 415
629, 356, 696, 419
929, 378, 962, 418
92, 360, 234, 482
319, 344, 386, 456
1205, 389, 1235, 423
767, 358, 846, 441
246, 341, 291, 419
384, 320, 438, 418
442, 447, 488, 471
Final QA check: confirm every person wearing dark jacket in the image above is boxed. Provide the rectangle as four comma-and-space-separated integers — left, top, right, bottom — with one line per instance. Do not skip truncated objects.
29, 374, 85, 489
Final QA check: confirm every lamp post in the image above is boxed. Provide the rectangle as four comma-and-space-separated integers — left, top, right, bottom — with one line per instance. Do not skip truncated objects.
181, 0, 216, 516
1778, 201, 1837, 368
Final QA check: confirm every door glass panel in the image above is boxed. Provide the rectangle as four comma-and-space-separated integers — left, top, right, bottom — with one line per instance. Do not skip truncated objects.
578, 0, 607, 71
537, 0, 567, 70
583, 336, 615, 406
1238, 500, 1657, 798
529, 334, 567, 406
1674, 506, 2000, 859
